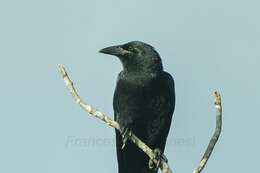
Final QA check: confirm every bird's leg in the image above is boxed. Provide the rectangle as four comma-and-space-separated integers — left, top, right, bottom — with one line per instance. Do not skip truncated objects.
149, 148, 167, 170
120, 127, 132, 149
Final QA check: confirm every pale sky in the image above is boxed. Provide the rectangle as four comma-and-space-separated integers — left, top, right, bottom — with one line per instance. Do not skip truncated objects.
0, 0, 259, 172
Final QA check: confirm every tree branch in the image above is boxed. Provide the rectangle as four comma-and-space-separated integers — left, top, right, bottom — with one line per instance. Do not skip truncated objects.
58, 64, 172, 173
193, 91, 222, 173
58, 64, 222, 173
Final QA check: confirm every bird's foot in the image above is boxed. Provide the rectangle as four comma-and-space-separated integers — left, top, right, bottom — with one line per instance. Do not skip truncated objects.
149, 148, 167, 170
120, 127, 132, 149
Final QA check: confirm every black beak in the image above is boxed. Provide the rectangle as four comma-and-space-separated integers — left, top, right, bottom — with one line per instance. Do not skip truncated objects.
99, 45, 131, 56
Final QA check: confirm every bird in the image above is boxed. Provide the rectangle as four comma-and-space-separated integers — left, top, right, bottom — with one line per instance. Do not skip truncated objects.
99, 41, 175, 173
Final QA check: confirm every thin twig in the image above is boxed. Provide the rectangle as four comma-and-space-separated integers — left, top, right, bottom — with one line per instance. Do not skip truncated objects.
58, 64, 172, 173
193, 91, 222, 173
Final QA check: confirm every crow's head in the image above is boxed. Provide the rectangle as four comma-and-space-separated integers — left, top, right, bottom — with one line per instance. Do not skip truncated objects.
99, 41, 163, 73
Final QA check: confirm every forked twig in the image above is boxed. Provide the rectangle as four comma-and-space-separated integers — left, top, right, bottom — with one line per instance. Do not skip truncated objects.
58, 64, 222, 173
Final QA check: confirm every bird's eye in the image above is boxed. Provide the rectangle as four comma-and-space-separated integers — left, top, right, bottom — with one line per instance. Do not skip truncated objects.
128, 46, 134, 51
122, 44, 134, 51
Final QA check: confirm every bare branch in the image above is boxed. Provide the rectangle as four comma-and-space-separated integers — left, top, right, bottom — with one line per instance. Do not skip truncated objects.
58, 64, 222, 173
58, 64, 172, 173
193, 91, 222, 173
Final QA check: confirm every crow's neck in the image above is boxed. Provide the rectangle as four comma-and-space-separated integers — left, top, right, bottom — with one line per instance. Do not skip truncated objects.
122, 59, 163, 77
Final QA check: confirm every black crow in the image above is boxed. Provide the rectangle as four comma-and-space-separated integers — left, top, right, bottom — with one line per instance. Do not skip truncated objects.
100, 41, 175, 173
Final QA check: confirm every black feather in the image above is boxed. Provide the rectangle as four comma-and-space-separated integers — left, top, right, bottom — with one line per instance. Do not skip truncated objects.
101, 41, 175, 173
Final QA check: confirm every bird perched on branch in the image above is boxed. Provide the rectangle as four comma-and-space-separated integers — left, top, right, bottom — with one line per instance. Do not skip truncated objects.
100, 41, 175, 173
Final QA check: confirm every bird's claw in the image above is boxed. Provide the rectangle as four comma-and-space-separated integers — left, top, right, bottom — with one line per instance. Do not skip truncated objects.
149, 148, 167, 170
121, 128, 132, 149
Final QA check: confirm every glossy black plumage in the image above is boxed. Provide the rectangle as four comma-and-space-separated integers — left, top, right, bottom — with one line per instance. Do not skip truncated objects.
100, 41, 175, 173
